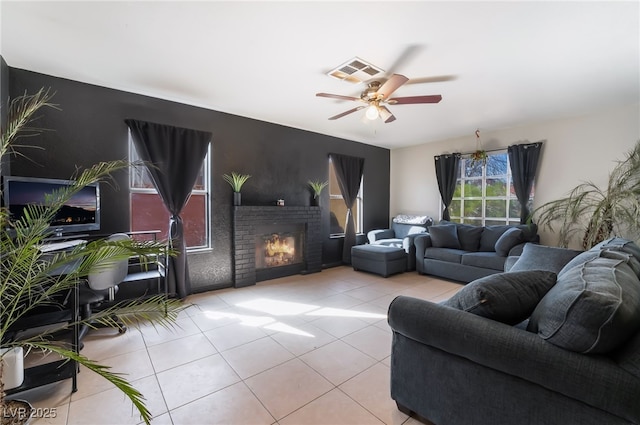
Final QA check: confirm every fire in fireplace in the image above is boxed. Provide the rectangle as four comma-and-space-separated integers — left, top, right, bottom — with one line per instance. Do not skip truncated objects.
255, 224, 305, 270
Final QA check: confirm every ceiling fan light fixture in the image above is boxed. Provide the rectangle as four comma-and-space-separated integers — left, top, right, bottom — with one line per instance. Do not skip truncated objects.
379, 107, 393, 122
365, 104, 380, 120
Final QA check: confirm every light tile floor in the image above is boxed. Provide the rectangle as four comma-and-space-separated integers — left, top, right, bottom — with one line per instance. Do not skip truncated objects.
16, 266, 462, 425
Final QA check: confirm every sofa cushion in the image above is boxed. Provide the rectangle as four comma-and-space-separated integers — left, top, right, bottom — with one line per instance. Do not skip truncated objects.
351, 244, 407, 261
460, 252, 508, 271
424, 247, 465, 263
591, 237, 640, 277
494, 227, 524, 256
373, 238, 403, 249
557, 250, 599, 277
442, 270, 557, 325
428, 224, 461, 249
479, 225, 511, 252
528, 256, 640, 353
456, 224, 484, 251
613, 331, 640, 379
558, 248, 639, 278
592, 237, 640, 262
510, 243, 581, 274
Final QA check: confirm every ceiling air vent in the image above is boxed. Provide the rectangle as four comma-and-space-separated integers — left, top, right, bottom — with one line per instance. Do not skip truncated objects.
327, 57, 384, 84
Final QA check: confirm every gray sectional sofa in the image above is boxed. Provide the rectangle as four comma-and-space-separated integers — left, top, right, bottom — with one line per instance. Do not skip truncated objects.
388, 237, 640, 425
414, 221, 539, 282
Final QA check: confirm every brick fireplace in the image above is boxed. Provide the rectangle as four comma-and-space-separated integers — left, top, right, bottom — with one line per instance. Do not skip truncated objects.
232, 206, 322, 287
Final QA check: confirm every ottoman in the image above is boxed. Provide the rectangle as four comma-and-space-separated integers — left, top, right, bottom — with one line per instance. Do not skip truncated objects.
351, 244, 407, 277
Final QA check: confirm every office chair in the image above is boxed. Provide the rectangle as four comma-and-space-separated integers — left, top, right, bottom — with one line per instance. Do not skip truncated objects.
78, 233, 130, 342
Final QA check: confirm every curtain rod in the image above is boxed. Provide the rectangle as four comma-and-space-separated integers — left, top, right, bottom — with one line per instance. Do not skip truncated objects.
459, 147, 506, 156
457, 141, 542, 157
433, 147, 504, 159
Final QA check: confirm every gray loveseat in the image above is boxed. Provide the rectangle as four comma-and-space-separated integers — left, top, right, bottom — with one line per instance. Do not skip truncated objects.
388, 238, 640, 425
414, 221, 539, 282
368, 214, 433, 270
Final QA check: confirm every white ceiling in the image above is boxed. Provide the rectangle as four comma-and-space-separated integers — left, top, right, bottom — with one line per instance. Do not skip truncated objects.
1, 1, 638, 150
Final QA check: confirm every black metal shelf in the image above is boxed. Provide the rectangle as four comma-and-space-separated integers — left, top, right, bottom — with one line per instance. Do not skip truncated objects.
5, 286, 79, 396
5, 360, 76, 396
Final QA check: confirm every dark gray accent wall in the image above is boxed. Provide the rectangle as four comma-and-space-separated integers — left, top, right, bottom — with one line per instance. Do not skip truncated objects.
6, 66, 390, 292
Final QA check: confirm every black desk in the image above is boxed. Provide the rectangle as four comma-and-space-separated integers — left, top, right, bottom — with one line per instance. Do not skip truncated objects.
5, 258, 80, 396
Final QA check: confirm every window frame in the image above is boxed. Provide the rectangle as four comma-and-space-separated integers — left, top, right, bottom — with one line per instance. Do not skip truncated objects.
128, 137, 211, 252
446, 150, 532, 225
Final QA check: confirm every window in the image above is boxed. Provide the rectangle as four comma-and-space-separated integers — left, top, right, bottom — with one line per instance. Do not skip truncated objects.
129, 137, 210, 250
448, 151, 534, 225
328, 158, 363, 236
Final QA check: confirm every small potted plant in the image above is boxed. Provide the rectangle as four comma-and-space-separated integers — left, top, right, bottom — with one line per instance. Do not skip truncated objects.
308, 180, 328, 207
222, 172, 251, 206
470, 129, 488, 166
470, 149, 488, 166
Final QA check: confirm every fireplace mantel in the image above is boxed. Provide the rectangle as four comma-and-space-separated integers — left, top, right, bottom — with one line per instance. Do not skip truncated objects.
232, 206, 322, 287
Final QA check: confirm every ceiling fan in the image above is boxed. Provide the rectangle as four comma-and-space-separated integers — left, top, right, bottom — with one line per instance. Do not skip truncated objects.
316, 74, 442, 123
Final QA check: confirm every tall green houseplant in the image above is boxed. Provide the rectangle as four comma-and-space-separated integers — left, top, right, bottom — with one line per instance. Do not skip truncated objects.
0, 89, 186, 424
534, 140, 640, 249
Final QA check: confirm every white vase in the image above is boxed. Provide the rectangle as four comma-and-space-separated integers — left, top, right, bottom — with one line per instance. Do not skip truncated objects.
1, 346, 25, 390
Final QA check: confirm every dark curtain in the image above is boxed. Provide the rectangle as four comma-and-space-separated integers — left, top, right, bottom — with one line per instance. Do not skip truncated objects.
434, 153, 461, 221
508, 142, 543, 224
329, 153, 365, 264
125, 119, 211, 299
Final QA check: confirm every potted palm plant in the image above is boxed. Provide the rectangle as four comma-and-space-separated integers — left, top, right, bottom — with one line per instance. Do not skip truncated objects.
534, 140, 640, 249
308, 180, 328, 207
222, 172, 251, 206
1, 89, 186, 425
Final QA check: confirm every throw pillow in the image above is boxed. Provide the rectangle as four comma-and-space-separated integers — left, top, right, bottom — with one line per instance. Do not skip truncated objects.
442, 270, 557, 325
456, 224, 484, 251
528, 256, 640, 354
478, 225, 511, 252
510, 243, 581, 274
428, 224, 461, 249
494, 227, 524, 256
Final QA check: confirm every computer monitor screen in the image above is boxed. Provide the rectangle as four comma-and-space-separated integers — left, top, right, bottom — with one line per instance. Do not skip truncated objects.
3, 175, 100, 236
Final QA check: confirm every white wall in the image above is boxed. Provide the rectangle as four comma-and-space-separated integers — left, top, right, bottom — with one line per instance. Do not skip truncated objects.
390, 103, 640, 248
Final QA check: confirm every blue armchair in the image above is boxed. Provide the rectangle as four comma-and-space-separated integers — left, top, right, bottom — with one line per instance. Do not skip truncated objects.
367, 214, 433, 270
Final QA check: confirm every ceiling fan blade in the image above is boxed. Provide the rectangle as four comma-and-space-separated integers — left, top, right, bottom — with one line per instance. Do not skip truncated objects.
406, 75, 457, 85
386, 45, 424, 75
379, 106, 396, 123
328, 106, 366, 120
316, 93, 360, 102
376, 74, 409, 100
387, 95, 442, 105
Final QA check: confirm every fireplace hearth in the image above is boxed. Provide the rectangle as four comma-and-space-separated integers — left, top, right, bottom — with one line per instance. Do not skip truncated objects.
233, 206, 321, 287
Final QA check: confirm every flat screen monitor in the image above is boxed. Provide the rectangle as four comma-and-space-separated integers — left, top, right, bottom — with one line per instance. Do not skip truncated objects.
3, 175, 100, 237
